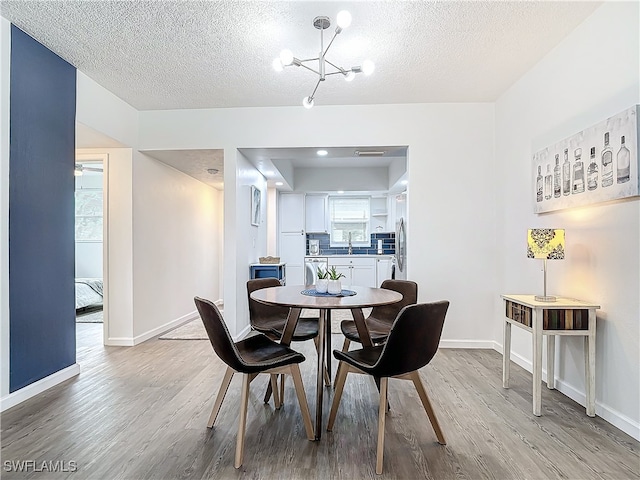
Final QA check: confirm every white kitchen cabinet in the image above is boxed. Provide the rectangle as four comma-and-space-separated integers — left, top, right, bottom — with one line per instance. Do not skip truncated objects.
370, 195, 388, 232
328, 256, 376, 288
279, 193, 305, 233
278, 193, 306, 285
305, 194, 328, 233
375, 257, 393, 286
279, 231, 305, 285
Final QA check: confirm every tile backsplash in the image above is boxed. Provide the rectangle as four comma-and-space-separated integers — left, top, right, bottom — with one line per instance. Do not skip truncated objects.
306, 233, 395, 256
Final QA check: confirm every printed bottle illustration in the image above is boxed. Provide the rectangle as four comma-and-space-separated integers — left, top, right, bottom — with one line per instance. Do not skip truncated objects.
544, 164, 552, 200
572, 148, 585, 194
562, 148, 571, 196
553, 154, 561, 198
536, 165, 543, 202
617, 135, 630, 184
587, 146, 598, 191
601, 132, 613, 187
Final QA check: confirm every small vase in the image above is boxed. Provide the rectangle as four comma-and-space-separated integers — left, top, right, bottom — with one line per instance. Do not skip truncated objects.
316, 279, 328, 294
327, 279, 342, 295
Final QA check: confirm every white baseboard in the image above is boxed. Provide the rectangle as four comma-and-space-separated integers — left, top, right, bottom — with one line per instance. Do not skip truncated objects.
133, 310, 201, 345
494, 342, 640, 441
0, 363, 80, 412
440, 339, 497, 349
105, 310, 203, 346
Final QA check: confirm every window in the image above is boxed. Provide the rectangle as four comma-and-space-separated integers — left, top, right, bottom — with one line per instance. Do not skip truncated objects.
329, 196, 370, 247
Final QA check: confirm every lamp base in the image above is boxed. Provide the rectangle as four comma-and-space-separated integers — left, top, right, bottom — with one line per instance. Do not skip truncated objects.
534, 295, 557, 302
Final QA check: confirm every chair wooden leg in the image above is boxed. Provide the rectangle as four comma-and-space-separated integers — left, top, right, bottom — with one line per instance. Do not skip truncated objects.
270, 374, 281, 409
376, 377, 388, 475
207, 367, 234, 428
279, 374, 285, 406
235, 373, 251, 468
327, 361, 349, 431
333, 338, 351, 388
263, 379, 273, 404
411, 371, 446, 445
289, 364, 315, 441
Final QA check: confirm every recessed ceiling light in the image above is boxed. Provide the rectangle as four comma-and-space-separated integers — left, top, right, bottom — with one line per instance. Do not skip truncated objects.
337, 190, 344, 194
317, 150, 328, 156
275, 182, 283, 186
207, 168, 219, 175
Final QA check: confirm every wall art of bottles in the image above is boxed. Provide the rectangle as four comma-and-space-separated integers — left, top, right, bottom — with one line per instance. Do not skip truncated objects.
532, 104, 639, 213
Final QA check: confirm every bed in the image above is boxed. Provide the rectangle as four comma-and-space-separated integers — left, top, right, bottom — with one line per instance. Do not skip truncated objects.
75, 278, 103, 310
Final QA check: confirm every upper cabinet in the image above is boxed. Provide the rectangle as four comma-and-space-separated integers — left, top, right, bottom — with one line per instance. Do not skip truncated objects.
371, 195, 392, 232
279, 193, 305, 233
305, 194, 328, 233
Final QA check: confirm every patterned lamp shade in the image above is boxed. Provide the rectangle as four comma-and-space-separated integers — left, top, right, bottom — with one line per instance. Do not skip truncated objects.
527, 229, 565, 260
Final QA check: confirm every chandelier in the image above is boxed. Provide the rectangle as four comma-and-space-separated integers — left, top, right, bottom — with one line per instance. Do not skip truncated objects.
272, 10, 374, 109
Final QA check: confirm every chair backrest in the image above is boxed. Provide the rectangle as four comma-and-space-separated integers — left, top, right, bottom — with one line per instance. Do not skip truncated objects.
371, 301, 449, 378
247, 278, 290, 327
194, 296, 246, 372
369, 279, 418, 323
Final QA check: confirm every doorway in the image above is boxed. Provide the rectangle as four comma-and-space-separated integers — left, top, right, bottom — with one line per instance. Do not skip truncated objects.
74, 154, 107, 352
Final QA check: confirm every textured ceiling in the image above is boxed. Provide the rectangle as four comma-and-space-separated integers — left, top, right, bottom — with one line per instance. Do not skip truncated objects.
1, 0, 601, 110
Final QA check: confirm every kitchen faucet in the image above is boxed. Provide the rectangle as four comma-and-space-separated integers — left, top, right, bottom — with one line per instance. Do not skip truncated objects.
348, 232, 353, 255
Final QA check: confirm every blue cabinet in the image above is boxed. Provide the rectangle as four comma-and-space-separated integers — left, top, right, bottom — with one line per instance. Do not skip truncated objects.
249, 263, 286, 285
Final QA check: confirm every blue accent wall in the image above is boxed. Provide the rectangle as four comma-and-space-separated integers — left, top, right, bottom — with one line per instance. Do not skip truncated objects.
9, 26, 76, 392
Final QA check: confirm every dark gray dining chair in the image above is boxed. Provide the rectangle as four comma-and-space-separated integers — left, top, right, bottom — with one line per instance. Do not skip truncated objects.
194, 296, 314, 469
247, 278, 329, 407
327, 301, 450, 474
339, 279, 418, 348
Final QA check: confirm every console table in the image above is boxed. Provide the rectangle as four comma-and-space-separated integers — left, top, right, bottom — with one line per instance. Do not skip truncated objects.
501, 294, 600, 417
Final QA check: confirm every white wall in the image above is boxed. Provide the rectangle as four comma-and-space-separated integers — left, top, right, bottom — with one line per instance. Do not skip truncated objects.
0, 17, 11, 398
132, 153, 221, 340
495, 2, 640, 439
138, 102, 496, 346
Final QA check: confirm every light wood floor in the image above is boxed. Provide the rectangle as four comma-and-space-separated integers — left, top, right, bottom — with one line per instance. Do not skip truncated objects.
1, 323, 638, 480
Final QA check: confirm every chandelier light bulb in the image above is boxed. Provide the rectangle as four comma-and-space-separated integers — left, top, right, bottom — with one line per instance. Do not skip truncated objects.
279, 49, 294, 66
344, 71, 355, 82
336, 10, 352, 29
303, 96, 314, 109
362, 59, 375, 75
272, 58, 283, 72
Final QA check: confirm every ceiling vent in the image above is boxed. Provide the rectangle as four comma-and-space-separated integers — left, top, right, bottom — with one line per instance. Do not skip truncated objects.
355, 150, 386, 157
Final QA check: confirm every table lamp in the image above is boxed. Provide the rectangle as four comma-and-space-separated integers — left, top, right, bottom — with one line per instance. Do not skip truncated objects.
527, 229, 565, 302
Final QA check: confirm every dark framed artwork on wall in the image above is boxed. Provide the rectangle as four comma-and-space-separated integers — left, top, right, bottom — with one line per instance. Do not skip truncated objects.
251, 185, 261, 226
532, 104, 639, 213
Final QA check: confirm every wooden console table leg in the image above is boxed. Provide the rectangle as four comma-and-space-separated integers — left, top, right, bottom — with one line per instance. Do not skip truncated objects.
585, 309, 596, 417
503, 319, 511, 388
547, 335, 555, 389
532, 308, 543, 416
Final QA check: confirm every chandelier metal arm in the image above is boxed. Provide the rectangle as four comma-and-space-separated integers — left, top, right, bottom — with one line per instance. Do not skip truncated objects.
322, 31, 340, 58
296, 62, 321, 76
308, 77, 322, 101
324, 59, 349, 74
